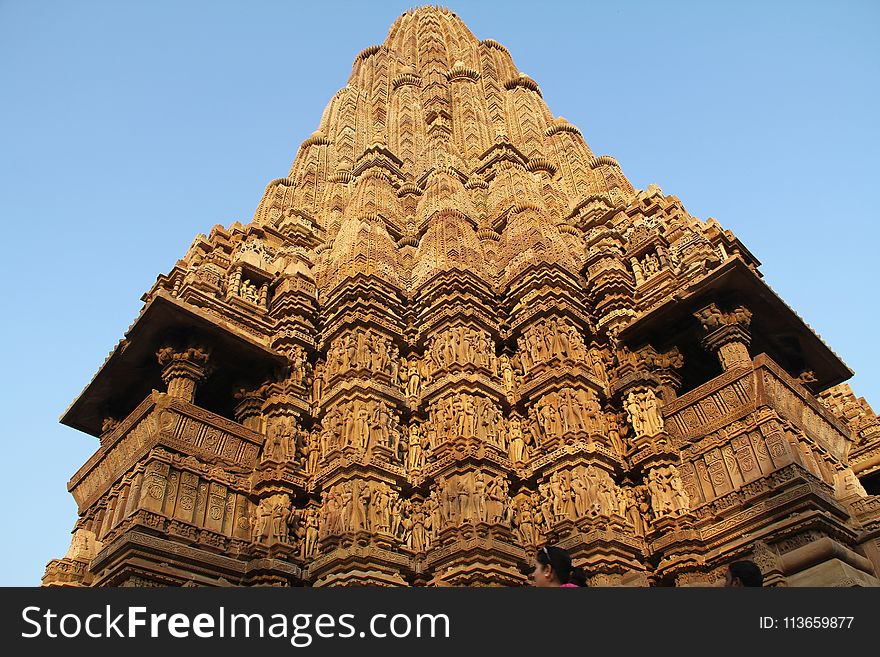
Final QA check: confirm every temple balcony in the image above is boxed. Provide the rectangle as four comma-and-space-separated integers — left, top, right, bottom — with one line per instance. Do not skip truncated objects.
67, 391, 263, 515
663, 353, 852, 505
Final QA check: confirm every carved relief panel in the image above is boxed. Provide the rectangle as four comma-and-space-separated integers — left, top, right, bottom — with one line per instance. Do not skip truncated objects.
517, 316, 588, 374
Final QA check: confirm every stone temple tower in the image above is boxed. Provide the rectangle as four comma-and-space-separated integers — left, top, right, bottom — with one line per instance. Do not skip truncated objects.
45, 7, 880, 587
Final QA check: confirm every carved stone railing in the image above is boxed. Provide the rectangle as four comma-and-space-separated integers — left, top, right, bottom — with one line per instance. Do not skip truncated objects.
753, 355, 850, 460
42, 558, 88, 586
851, 440, 880, 477
69, 392, 263, 511
663, 354, 851, 506
849, 495, 880, 531
665, 354, 849, 457
663, 364, 756, 441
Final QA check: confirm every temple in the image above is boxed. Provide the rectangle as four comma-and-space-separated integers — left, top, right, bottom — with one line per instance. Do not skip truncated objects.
45, 7, 880, 587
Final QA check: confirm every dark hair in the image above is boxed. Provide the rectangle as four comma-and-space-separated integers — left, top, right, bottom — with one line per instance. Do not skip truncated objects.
728, 560, 764, 587
537, 545, 574, 584
569, 566, 588, 587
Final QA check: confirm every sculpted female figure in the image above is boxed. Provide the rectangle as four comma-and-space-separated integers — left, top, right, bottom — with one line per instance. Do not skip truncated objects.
355, 402, 370, 449
473, 471, 487, 522
311, 361, 324, 404
571, 474, 588, 516
499, 355, 515, 396
486, 475, 503, 523
307, 429, 320, 473
507, 415, 526, 464
303, 508, 319, 558
410, 505, 427, 552
407, 424, 424, 471
557, 320, 572, 360
447, 330, 459, 365
355, 329, 367, 369
389, 344, 400, 385
625, 392, 644, 436
340, 483, 353, 532
407, 359, 420, 398
518, 500, 536, 545
345, 334, 357, 370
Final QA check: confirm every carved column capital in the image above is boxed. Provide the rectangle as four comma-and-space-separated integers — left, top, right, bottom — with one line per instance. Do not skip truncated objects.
233, 386, 265, 430
694, 303, 753, 370
613, 346, 661, 393
156, 345, 211, 402
629, 345, 685, 402
613, 344, 683, 399
653, 351, 685, 401
100, 416, 120, 435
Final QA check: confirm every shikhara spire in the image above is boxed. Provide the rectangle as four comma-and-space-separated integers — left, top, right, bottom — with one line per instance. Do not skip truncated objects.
253, 5, 634, 305
49, 6, 879, 588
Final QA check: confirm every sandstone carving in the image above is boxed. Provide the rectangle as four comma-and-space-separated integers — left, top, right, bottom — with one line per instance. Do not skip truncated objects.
46, 7, 879, 589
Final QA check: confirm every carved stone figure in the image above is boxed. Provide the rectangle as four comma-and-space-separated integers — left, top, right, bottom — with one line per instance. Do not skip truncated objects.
389, 345, 400, 385
516, 498, 536, 545
625, 392, 645, 436
571, 473, 589, 516
410, 504, 427, 552
303, 508, 319, 558
507, 415, 526, 463
457, 472, 472, 522
607, 412, 627, 456
408, 423, 424, 471
538, 401, 559, 441
639, 390, 664, 436
271, 499, 290, 543
307, 429, 320, 473
500, 355, 515, 395
254, 500, 271, 542
473, 471, 487, 522
407, 358, 421, 398
486, 475, 505, 523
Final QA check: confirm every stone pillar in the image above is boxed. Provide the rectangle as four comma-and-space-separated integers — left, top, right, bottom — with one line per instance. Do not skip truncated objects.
630, 257, 644, 286
643, 346, 684, 402
156, 346, 211, 402
229, 266, 243, 298
233, 386, 264, 431
657, 245, 670, 269
99, 496, 117, 539
613, 344, 681, 457
694, 303, 752, 370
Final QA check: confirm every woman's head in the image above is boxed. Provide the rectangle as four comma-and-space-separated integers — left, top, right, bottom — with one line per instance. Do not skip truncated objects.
569, 566, 588, 587
724, 560, 764, 587
533, 545, 573, 587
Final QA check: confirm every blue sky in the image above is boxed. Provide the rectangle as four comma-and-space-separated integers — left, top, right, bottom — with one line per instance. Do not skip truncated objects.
1, 0, 877, 585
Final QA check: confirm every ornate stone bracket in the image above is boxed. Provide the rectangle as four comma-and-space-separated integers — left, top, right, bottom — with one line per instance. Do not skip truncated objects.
615, 344, 684, 403
694, 303, 752, 370
156, 346, 211, 402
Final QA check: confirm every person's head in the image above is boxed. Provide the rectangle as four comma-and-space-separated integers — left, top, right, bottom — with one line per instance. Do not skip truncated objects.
569, 566, 588, 587
533, 545, 573, 587
725, 560, 764, 587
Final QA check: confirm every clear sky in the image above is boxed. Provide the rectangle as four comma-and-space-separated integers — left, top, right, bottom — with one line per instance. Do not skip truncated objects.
1, 0, 877, 586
